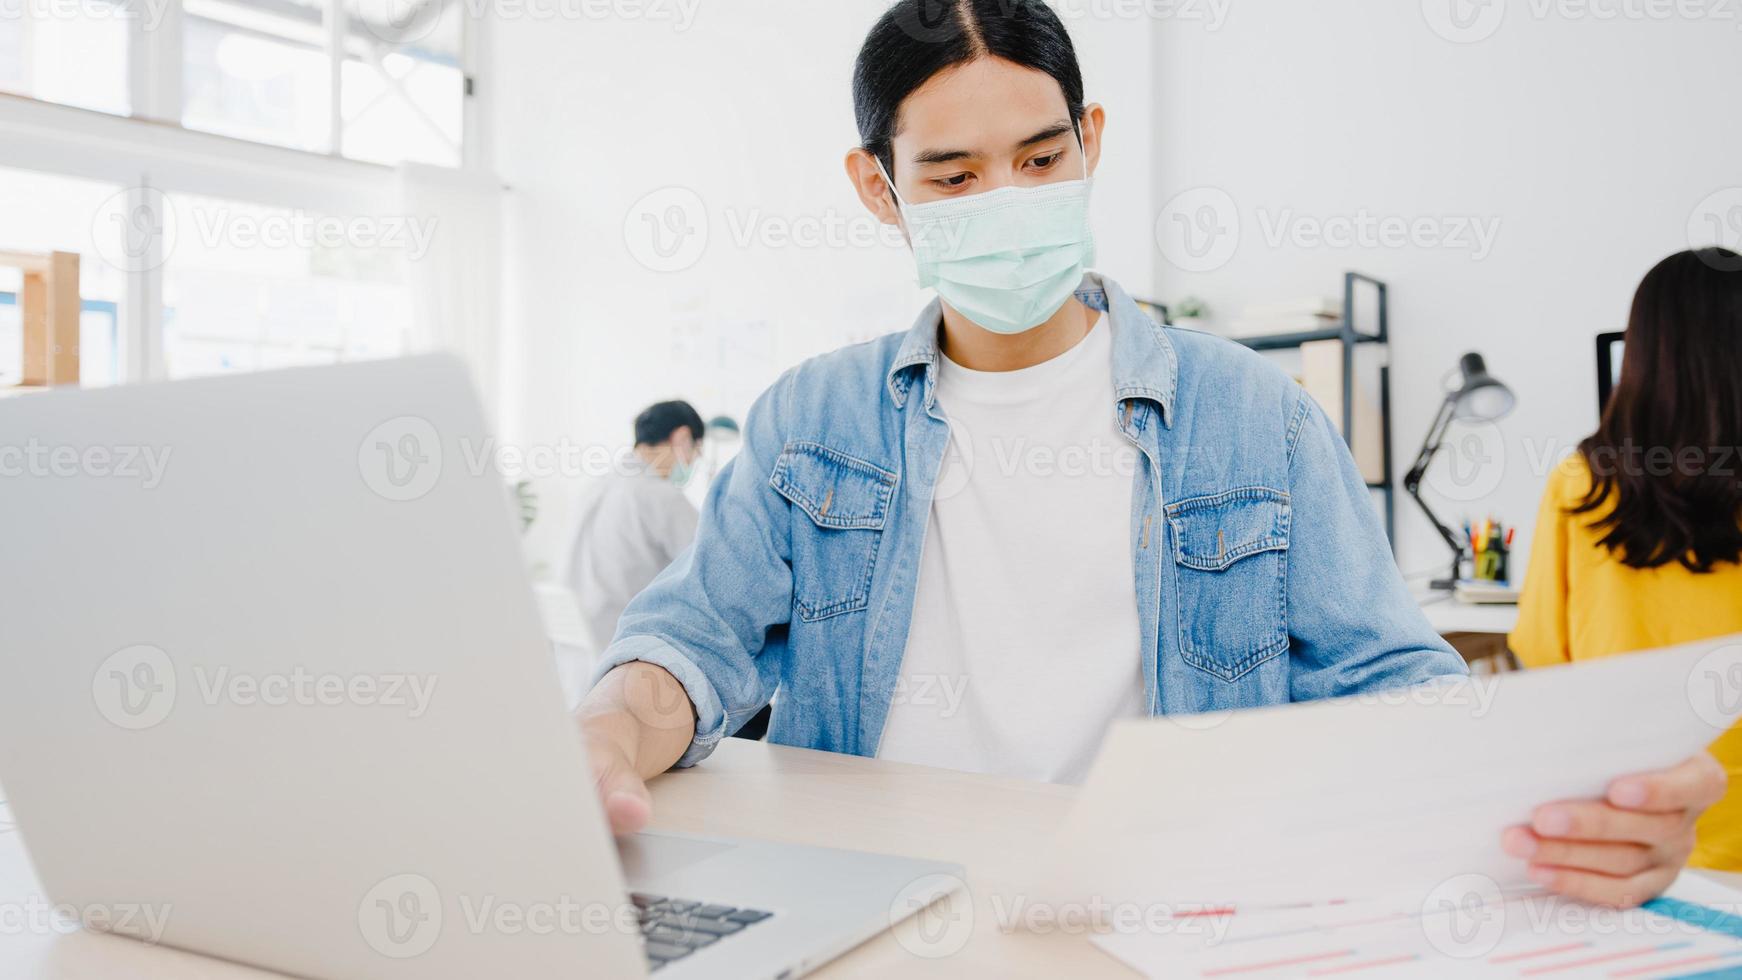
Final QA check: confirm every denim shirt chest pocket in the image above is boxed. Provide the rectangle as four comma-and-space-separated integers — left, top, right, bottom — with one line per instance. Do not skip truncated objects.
769, 442, 898, 622
1166, 487, 1291, 681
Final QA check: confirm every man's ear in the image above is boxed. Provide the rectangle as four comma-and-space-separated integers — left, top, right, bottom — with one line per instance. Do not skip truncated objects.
1079, 103, 1107, 180
845, 148, 902, 228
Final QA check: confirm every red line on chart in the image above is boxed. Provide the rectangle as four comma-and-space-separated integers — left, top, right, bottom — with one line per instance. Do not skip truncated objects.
1521, 946, 1663, 975
1610, 951, 1742, 977
1307, 953, 1421, 975
1491, 942, 1594, 964
1203, 949, 1358, 976
1325, 912, 1413, 930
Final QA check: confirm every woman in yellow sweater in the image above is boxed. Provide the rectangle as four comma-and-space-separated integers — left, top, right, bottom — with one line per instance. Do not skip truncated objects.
1513, 246, 1742, 870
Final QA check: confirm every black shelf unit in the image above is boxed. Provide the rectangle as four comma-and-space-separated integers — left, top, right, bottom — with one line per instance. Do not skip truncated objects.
1144, 272, 1397, 546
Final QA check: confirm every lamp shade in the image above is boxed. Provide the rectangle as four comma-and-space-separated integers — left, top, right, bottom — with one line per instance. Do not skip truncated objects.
1452, 352, 1515, 421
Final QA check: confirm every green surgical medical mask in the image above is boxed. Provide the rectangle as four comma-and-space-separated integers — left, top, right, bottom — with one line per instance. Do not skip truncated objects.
878, 132, 1095, 335
669, 459, 696, 488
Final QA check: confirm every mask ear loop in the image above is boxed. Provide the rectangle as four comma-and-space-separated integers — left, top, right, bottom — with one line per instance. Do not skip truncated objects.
1075, 119, 1089, 183
872, 153, 906, 211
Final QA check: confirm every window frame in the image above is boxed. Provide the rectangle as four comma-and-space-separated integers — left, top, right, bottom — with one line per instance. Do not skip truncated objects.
0, 0, 488, 383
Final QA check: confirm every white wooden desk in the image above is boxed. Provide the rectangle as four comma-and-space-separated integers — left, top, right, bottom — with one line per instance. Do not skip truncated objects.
0, 742, 1124, 978
5, 742, 1740, 979
1416, 587, 1521, 671
1417, 590, 1521, 636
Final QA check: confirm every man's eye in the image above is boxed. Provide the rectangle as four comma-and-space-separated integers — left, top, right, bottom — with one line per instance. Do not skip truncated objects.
1029, 153, 1062, 170
932, 173, 971, 188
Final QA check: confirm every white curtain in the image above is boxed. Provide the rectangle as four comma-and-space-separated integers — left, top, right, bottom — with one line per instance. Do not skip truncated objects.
397, 163, 504, 419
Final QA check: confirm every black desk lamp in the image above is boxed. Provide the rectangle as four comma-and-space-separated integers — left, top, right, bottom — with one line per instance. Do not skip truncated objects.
1403, 352, 1515, 591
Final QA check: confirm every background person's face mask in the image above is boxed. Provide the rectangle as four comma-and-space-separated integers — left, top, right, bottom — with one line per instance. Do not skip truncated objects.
879, 130, 1095, 336
668, 451, 698, 488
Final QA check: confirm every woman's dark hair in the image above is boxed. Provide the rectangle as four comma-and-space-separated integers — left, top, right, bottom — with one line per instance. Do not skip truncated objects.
853, 0, 1085, 180
1573, 247, 1742, 572
634, 400, 705, 448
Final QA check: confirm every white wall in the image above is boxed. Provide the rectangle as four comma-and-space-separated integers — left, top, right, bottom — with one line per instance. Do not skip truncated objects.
491, 1, 1158, 572
1149, 0, 1742, 577
490, 0, 1742, 582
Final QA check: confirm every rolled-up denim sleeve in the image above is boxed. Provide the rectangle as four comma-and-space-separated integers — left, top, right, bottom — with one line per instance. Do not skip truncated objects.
1284, 391, 1468, 700
587, 373, 794, 768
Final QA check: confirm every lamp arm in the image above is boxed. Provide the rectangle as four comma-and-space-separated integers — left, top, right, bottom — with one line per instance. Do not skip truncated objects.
1403, 397, 1470, 575
1404, 396, 1456, 490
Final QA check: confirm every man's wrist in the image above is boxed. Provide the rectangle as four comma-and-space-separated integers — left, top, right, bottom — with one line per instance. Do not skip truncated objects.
579, 661, 696, 778
578, 704, 643, 766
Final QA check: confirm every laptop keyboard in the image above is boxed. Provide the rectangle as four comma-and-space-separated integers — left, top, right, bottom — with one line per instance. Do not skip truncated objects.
631, 892, 775, 971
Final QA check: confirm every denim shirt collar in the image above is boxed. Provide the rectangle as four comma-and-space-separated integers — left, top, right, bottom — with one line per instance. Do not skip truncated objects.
884, 272, 1178, 424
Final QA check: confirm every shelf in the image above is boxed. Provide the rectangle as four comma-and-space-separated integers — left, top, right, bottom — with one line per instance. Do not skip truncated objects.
1174, 271, 1398, 548
1237, 327, 1386, 351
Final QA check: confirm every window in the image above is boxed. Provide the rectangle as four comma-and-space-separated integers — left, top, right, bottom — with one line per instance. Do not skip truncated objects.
160, 192, 412, 378
339, 0, 464, 167
0, 294, 119, 386
0, 166, 415, 386
0, 0, 470, 387
0, 166, 129, 387
182, 0, 335, 152
178, 0, 463, 164
2, 0, 468, 166
0, 0, 131, 115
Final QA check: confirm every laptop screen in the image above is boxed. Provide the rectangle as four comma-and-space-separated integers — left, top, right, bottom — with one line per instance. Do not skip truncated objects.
1597, 331, 1625, 414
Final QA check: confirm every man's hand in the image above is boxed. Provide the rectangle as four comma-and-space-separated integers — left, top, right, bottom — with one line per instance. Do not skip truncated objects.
575, 661, 698, 837
1502, 753, 1728, 907
585, 729, 655, 836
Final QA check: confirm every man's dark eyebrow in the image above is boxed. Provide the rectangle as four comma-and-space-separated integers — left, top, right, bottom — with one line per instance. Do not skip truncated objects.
912, 147, 975, 166
1014, 121, 1075, 150
908, 120, 1076, 168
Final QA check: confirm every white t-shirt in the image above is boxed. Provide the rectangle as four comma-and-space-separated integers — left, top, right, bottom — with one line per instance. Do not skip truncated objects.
566, 458, 699, 651
876, 316, 1147, 784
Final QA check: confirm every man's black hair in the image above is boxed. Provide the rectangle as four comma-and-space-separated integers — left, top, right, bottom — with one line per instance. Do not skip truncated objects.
634, 401, 706, 447
854, 0, 1085, 181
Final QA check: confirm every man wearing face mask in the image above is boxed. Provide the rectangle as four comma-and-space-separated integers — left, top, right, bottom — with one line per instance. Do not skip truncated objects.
565, 400, 704, 652
576, 0, 1727, 910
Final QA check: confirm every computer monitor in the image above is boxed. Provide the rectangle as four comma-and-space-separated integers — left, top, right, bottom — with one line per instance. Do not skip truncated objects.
1597, 331, 1625, 414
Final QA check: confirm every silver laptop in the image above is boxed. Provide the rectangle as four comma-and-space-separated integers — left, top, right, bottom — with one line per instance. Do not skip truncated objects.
0, 355, 963, 979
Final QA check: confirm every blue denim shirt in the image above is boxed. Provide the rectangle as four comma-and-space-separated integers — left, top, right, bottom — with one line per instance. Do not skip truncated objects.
593, 274, 1466, 767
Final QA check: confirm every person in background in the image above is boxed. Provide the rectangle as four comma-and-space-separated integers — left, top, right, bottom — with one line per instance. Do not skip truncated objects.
567, 400, 705, 651
1512, 246, 1742, 870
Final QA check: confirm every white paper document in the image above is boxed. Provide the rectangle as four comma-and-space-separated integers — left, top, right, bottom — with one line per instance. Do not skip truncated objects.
1049, 635, 1742, 912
